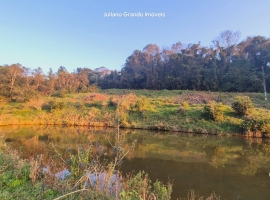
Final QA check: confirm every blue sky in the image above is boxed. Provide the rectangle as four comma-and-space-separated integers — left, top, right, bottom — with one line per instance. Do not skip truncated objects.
1, 0, 270, 73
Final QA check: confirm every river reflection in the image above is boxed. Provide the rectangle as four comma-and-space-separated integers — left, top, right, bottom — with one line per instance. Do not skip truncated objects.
0, 126, 270, 199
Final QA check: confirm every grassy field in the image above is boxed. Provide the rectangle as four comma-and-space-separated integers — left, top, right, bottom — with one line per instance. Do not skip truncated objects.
0, 89, 270, 137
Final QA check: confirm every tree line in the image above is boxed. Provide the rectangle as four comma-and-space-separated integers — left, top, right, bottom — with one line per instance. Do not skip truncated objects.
1, 30, 270, 102
100, 30, 270, 92
0, 65, 100, 101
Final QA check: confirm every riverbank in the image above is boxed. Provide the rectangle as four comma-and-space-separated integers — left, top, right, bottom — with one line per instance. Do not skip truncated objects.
0, 89, 269, 137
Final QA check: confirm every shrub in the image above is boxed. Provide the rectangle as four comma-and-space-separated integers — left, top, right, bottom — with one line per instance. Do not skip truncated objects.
50, 101, 66, 110
241, 114, 270, 136
133, 96, 154, 113
119, 113, 129, 127
12, 88, 40, 102
75, 102, 85, 110
204, 101, 224, 121
52, 91, 66, 98
101, 101, 108, 109
112, 93, 137, 113
121, 171, 172, 200
88, 84, 99, 93
108, 96, 119, 107
181, 101, 189, 109
178, 101, 188, 115
26, 99, 44, 110
232, 96, 253, 116
84, 93, 109, 103
88, 107, 101, 119
0, 96, 8, 108
153, 180, 173, 200
107, 97, 115, 107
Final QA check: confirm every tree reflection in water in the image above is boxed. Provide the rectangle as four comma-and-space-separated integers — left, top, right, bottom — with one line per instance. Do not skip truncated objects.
1, 126, 270, 199
204, 145, 227, 168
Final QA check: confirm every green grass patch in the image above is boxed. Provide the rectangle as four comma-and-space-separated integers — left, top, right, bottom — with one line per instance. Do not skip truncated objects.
1, 89, 270, 136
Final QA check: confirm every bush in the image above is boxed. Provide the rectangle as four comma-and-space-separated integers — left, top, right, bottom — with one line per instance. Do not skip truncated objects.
26, 99, 44, 110
12, 88, 40, 102
178, 101, 189, 115
204, 101, 224, 121
241, 114, 270, 136
111, 93, 137, 113
121, 171, 172, 200
181, 101, 189, 109
84, 93, 109, 103
118, 94, 137, 113
88, 107, 101, 119
52, 91, 66, 98
0, 96, 8, 110
232, 96, 253, 116
153, 180, 173, 200
88, 84, 99, 93
50, 101, 66, 110
133, 96, 154, 113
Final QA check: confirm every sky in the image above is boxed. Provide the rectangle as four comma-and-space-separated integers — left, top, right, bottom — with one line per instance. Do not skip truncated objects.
1, 0, 270, 73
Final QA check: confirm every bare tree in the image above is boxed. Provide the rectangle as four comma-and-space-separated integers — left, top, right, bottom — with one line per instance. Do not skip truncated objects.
214, 30, 240, 49
171, 42, 183, 54
6, 64, 24, 99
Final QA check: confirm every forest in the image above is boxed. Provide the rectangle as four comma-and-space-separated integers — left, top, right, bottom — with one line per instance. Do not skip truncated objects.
101, 31, 270, 91
1, 30, 270, 102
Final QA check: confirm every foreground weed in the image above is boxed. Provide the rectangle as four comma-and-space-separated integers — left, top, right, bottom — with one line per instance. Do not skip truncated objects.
177, 190, 220, 200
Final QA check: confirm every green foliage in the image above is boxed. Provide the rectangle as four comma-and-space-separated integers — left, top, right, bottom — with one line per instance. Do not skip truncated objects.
120, 190, 142, 200
12, 88, 40, 102
241, 114, 270, 135
88, 84, 99, 93
0, 138, 35, 198
52, 91, 66, 98
124, 171, 151, 195
133, 96, 154, 113
101, 34, 270, 92
153, 180, 173, 200
0, 96, 8, 110
116, 93, 137, 113
50, 101, 66, 110
232, 96, 254, 116
204, 101, 224, 121
119, 113, 129, 127
20, 163, 31, 181
178, 101, 189, 115
88, 107, 102, 119
75, 102, 85, 110
121, 171, 172, 200
107, 97, 115, 107
2, 34, 270, 101
134, 96, 148, 112
69, 145, 92, 177
0, 138, 18, 173
181, 101, 189, 109
1, 89, 270, 136
44, 189, 58, 199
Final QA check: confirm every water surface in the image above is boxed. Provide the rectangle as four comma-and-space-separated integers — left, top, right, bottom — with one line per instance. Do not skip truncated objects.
1, 126, 270, 199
